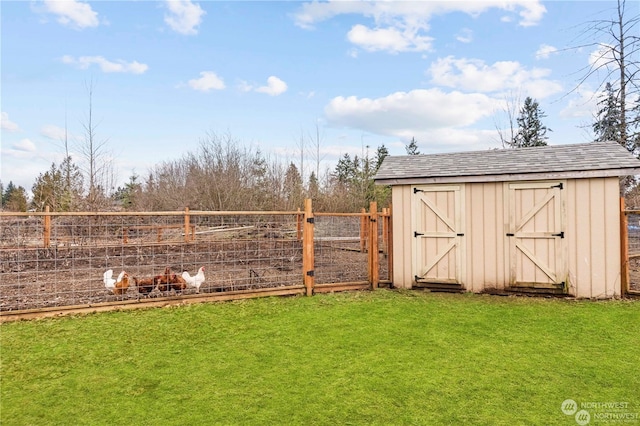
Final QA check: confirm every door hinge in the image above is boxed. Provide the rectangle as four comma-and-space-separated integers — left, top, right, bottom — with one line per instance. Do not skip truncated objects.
413, 187, 424, 194
414, 231, 424, 238
306, 217, 315, 224
506, 233, 515, 237
306, 270, 315, 277
552, 231, 565, 238
457, 233, 464, 237
551, 183, 563, 190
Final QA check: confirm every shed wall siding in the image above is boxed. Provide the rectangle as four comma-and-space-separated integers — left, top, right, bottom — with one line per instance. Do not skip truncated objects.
465, 182, 507, 293
567, 178, 621, 298
390, 177, 622, 297
391, 186, 413, 288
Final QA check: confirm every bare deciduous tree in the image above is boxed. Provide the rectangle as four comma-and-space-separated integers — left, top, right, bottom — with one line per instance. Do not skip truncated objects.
77, 79, 116, 210
493, 91, 522, 148
568, 0, 639, 150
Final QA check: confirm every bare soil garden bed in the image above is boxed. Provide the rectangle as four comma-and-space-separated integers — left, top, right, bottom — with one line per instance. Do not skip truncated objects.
0, 239, 379, 312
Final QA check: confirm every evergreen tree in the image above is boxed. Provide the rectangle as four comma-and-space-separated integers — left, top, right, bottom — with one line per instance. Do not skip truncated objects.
4, 184, 28, 211
2, 181, 16, 208
113, 174, 142, 210
375, 144, 389, 170
307, 171, 319, 199
513, 97, 551, 148
31, 158, 83, 211
593, 82, 622, 143
31, 163, 63, 211
405, 137, 421, 155
283, 163, 303, 209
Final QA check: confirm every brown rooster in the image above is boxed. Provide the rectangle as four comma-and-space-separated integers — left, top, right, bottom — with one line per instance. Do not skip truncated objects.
113, 272, 130, 295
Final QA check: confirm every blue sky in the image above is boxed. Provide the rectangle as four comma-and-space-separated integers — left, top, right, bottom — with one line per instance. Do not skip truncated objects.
0, 0, 626, 192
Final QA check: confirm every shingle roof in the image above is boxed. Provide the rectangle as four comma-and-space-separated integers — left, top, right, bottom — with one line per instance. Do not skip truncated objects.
374, 141, 640, 184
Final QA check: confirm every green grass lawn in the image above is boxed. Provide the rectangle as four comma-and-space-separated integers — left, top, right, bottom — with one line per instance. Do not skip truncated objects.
1, 290, 639, 425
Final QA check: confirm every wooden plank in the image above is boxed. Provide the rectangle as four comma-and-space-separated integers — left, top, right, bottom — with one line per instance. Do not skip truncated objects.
184, 207, 191, 242
43, 205, 51, 248
387, 203, 394, 285
360, 207, 367, 253
303, 198, 315, 296
314, 282, 370, 293
0, 286, 307, 323
369, 201, 379, 289
0, 210, 301, 218
621, 197, 630, 295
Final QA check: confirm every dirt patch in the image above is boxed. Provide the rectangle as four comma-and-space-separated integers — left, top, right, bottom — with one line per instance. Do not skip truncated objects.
0, 239, 386, 312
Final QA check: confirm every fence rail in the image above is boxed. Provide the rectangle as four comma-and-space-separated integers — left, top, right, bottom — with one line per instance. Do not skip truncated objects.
0, 200, 392, 321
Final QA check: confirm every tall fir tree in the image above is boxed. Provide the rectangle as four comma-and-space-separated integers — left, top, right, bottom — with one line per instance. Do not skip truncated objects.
405, 137, 421, 155
513, 97, 551, 148
593, 82, 622, 144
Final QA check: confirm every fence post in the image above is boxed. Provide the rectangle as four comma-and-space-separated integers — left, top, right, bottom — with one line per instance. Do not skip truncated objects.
387, 203, 393, 286
184, 207, 191, 243
43, 205, 51, 248
369, 201, 379, 289
296, 207, 302, 241
303, 198, 315, 296
620, 197, 629, 296
360, 207, 367, 252
381, 208, 388, 255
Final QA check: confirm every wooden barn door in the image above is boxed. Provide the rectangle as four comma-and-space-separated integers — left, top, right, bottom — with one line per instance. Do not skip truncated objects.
412, 185, 465, 287
506, 181, 567, 292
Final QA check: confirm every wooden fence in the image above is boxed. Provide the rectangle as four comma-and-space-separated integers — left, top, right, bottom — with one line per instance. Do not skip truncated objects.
0, 200, 392, 321
621, 198, 640, 296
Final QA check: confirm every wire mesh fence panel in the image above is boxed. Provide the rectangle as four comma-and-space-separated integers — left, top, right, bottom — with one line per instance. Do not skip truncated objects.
626, 212, 640, 292
1, 207, 391, 314
0, 212, 305, 312
313, 214, 369, 284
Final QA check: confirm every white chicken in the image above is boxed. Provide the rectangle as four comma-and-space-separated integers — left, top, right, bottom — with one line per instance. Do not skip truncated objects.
182, 266, 205, 293
103, 269, 125, 294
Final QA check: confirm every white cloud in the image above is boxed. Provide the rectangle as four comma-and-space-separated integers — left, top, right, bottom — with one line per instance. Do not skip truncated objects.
188, 71, 225, 92
256, 76, 288, 96
62, 55, 148, 74
324, 89, 498, 138
238, 80, 253, 93
516, 1, 547, 27
456, 28, 473, 44
589, 44, 617, 70
428, 56, 563, 99
1, 112, 20, 132
39, 0, 99, 29
12, 139, 37, 153
536, 44, 558, 59
559, 90, 598, 119
294, 1, 546, 53
347, 24, 433, 53
164, 0, 206, 35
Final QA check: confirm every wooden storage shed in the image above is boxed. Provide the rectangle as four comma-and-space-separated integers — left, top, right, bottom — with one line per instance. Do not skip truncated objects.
374, 141, 640, 298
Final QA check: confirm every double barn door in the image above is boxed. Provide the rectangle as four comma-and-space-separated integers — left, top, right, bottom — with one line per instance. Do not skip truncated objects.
412, 182, 567, 291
